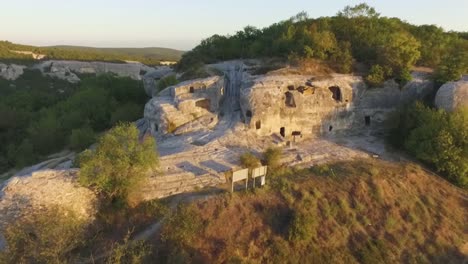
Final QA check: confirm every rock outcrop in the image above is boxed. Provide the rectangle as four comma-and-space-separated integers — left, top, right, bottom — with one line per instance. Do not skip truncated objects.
435, 80, 468, 112
142, 67, 174, 96
0, 169, 97, 248
0, 170, 97, 226
144, 76, 224, 135
0, 63, 26, 80
32, 60, 173, 84
145, 68, 434, 139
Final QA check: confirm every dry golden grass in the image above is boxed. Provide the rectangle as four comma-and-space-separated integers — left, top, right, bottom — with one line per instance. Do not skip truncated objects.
160, 159, 467, 263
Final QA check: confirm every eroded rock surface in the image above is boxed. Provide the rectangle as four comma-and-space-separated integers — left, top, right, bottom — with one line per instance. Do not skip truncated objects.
435, 80, 468, 112
0, 170, 97, 225
0, 169, 97, 248
0, 63, 26, 80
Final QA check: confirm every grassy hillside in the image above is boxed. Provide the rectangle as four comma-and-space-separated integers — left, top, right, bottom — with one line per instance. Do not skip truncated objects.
49, 45, 185, 62
160, 159, 468, 263
0, 40, 185, 65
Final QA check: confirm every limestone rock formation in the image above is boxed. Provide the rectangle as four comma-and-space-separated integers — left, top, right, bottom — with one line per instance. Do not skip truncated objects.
144, 76, 224, 135
33, 60, 168, 83
142, 66, 174, 96
0, 169, 97, 247
0, 63, 26, 80
435, 80, 468, 112
0, 170, 97, 224
145, 67, 434, 140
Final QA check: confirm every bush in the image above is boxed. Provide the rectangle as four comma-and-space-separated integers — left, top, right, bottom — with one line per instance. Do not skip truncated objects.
240, 152, 261, 169
156, 74, 179, 93
0, 207, 86, 264
78, 123, 159, 206
161, 204, 203, 247
388, 103, 468, 188
288, 208, 317, 242
106, 233, 152, 264
263, 147, 282, 169
69, 125, 95, 151
110, 103, 142, 125
365, 65, 390, 87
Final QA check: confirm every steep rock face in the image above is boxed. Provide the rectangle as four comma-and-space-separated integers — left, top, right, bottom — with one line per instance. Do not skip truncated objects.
144, 70, 435, 139
144, 76, 224, 135
435, 80, 468, 112
240, 74, 361, 137
239, 72, 434, 138
0, 63, 26, 80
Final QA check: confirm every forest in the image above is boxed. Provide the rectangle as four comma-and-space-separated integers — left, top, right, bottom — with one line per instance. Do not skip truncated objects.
0, 41, 184, 65
0, 70, 148, 174
177, 4, 467, 86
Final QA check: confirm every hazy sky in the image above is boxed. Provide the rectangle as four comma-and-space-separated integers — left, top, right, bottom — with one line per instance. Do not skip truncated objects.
1, 0, 467, 50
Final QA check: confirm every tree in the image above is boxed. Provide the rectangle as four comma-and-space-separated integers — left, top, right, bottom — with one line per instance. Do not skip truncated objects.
156, 74, 179, 93
14, 139, 35, 168
69, 125, 95, 151
388, 103, 467, 188
78, 123, 158, 206
337, 3, 380, 18
366, 65, 390, 87
434, 40, 468, 84
377, 32, 421, 82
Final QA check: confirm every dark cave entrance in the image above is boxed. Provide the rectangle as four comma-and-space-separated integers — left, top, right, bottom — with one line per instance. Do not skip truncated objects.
285, 92, 296, 107
365, 116, 371, 126
280, 127, 285, 137
329, 86, 342, 101
256, 120, 261, 130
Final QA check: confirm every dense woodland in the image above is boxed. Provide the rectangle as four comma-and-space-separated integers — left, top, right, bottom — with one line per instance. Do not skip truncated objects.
0, 41, 184, 65
0, 71, 147, 174
178, 4, 467, 86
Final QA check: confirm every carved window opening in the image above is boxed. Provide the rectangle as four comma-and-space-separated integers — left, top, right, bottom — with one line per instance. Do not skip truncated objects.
280, 127, 285, 137
189, 86, 195, 93
256, 120, 261, 130
154, 124, 158, 132
365, 116, 371, 126
329, 125, 333, 132
285, 92, 296, 107
329, 86, 342, 101
246, 110, 252, 118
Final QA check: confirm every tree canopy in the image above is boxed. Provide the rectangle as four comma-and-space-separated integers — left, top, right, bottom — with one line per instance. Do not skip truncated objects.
78, 123, 159, 206
177, 4, 467, 85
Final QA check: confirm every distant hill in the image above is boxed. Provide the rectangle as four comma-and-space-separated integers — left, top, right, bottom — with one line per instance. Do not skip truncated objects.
0, 40, 185, 65
48, 45, 185, 62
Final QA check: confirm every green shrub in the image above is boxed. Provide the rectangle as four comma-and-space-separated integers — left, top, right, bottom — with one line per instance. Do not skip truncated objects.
288, 208, 317, 242
110, 103, 142, 125
106, 233, 152, 264
161, 204, 203, 247
78, 123, 159, 206
366, 65, 389, 87
263, 147, 282, 169
156, 74, 179, 93
69, 125, 95, 151
240, 152, 261, 169
388, 102, 468, 188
